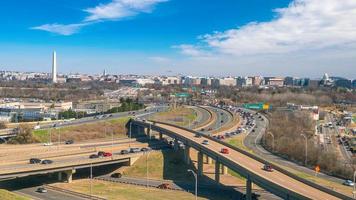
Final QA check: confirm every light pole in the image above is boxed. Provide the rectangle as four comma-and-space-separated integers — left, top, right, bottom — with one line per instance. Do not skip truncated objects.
300, 133, 308, 166
146, 151, 150, 188
187, 169, 197, 200
267, 132, 275, 152
90, 163, 93, 198
353, 170, 356, 198
129, 122, 132, 148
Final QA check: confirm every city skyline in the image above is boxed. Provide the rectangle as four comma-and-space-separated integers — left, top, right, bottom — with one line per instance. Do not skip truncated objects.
0, 0, 356, 78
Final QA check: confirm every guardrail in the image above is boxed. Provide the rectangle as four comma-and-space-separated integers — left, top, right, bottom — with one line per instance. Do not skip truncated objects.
133, 119, 352, 200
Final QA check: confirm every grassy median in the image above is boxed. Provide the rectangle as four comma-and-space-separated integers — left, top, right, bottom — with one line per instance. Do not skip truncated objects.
53, 179, 233, 200
0, 189, 30, 200
150, 107, 197, 127
32, 117, 130, 143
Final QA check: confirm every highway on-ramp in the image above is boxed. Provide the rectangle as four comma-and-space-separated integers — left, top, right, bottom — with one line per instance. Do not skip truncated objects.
152, 122, 344, 200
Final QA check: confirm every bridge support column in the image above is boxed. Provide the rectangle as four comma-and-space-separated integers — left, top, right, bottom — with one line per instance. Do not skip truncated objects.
174, 139, 179, 151
159, 132, 163, 140
184, 146, 190, 165
246, 175, 252, 200
215, 159, 220, 184
64, 169, 76, 183
197, 152, 204, 176
221, 165, 228, 175
58, 172, 62, 181
145, 128, 151, 139
206, 156, 213, 164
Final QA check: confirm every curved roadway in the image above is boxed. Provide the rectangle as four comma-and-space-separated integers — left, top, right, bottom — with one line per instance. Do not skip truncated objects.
154, 122, 342, 200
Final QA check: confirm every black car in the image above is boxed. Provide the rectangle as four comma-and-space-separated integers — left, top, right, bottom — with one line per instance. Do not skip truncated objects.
98, 151, 105, 157
195, 134, 202, 138
141, 147, 150, 152
29, 158, 41, 164
65, 140, 74, 145
120, 150, 129, 155
89, 154, 99, 159
111, 172, 122, 178
41, 160, 53, 164
36, 187, 47, 193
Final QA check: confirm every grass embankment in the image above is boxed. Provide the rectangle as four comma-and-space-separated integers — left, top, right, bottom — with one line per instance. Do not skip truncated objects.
54, 179, 232, 200
0, 189, 30, 200
150, 107, 197, 127
32, 117, 130, 143
123, 150, 192, 181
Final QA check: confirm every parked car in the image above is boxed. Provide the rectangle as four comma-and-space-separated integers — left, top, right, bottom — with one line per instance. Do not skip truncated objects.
195, 134, 202, 138
36, 187, 47, 193
111, 172, 122, 178
221, 148, 229, 154
41, 160, 53, 164
89, 154, 99, 159
157, 183, 170, 189
262, 164, 273, 172
202, 140, 209, 145
43, 142, 53, 146
29, 158, 41, 164
343, 180, 354, 186
65, 140, 74, 145
120, 149, 129, 154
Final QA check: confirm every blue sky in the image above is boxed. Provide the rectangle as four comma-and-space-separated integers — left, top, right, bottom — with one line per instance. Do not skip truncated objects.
1, 0, 356, 78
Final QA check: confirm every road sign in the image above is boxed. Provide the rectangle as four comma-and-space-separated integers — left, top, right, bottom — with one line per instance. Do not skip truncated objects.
175, 93, 191, 98
243, 103, 271, 110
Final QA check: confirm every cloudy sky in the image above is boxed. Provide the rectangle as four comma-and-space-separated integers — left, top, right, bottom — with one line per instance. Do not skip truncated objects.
0, 0, 355, 78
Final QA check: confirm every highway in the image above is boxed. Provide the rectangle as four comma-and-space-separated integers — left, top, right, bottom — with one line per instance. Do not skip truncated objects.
148, 121, 346, 200
15, 186, 87, 200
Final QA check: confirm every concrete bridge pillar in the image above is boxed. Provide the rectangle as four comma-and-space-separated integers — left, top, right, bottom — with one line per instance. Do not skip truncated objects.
197, 151, 204, 176
184, 146, 190, 165
64, 169, 76, 183
246, 175, 252, 200
174, 139, 179, 151
145, 127, 151, 139
221, 165, 228, 175
58, 172, 62, 181
206, 155, 213, 164
215, 159, 220, 184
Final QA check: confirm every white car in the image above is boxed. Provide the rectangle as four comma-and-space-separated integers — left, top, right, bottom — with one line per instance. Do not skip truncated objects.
343, 180, 354, 186
43, 143, 53, 146
202, 140, 209, 145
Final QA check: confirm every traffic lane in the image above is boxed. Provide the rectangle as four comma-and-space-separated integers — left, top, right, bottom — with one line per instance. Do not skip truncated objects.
0, 143, 149, 171
158, 123, 341, 200
190, 107, 211, 129
40, 106, 167, 129
202, 107, 232, 133
15, 186, 86, 200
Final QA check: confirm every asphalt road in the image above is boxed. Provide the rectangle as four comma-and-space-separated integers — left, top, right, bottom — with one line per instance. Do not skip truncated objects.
198, 107, 233, 134
15, 186, 86, 200
242, 109, 348, 190
156, 122, 343, 199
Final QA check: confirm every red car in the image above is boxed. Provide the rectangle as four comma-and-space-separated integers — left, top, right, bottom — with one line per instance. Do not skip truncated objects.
103, 152, 112, 157
262, 164, 273, 172
221, 148, 229, 154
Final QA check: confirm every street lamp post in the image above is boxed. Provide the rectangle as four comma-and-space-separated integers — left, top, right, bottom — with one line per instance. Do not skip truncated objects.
146, 151, 150, 188
300, 133, 308, 166
129, 122, 132, 148
267, 132, 275, 152
353, 170, 356, 198
187, 169, 197, 200
90, 163, 93, 198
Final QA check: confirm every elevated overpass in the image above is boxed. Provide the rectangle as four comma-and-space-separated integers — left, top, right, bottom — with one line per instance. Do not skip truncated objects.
130, 119, 351, 200
0, 153, 142, 183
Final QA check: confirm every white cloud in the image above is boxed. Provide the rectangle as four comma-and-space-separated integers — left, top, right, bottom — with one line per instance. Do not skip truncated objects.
32, 0, 168, 35
173, 44, 211, 57
31, 23, 89, 36
179, 0, 356, 56
85, 0, 168, 21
